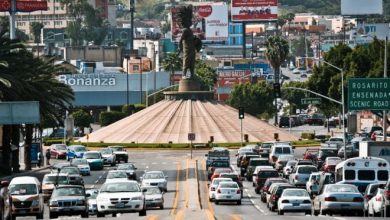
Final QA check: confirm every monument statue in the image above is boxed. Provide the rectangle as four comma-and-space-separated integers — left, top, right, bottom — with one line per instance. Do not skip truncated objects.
177, 5, 202, 79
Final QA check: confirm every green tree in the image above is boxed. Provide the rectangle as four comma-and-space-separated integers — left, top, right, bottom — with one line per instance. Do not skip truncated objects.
162, 52, 182, 86
30, 22, 43, 43
195, 60, 217, 91
0, 17, 29, 42
72, 110, 92, 130
227, 81, 275, 117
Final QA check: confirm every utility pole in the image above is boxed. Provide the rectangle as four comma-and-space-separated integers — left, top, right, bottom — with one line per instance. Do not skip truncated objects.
129, 0, 135, 51
242, 22, 246, 58
10, 0, 16, 40
384, 36, 388, 141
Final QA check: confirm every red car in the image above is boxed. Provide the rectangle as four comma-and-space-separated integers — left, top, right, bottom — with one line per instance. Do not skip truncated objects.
210, 168, 233, 181
303, 148, 319, 160
50, 144, 68, 159
320, 157, 342, 172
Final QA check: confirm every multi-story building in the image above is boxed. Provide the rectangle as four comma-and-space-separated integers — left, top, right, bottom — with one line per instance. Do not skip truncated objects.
0, 0, 117, 38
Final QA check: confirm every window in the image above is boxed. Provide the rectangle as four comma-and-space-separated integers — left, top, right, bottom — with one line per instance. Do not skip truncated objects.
378, 170, 389, 181
358, 170, 375, 180
133, 65, 139, 71
282, 147, 291, 154
344, 170, 355, 180
120, 31, 128, 40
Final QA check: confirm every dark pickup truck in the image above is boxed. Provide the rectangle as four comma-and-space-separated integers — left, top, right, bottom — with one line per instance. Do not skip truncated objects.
205, 150, 230, 170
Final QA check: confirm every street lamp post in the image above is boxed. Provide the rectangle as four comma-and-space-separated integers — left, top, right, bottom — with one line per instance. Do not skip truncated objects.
124, 56, 130, 106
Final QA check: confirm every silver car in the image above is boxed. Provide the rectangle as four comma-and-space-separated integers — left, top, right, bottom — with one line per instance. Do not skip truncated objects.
141, 171, 168, 192
99, 148, 116, 166
289, 165, 318, 187
313, 184, 364, 216
141, 186, 164, 209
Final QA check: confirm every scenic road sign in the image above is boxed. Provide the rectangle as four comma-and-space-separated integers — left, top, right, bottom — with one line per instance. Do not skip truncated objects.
301, 98, 321, 105
348, 78, 390, 110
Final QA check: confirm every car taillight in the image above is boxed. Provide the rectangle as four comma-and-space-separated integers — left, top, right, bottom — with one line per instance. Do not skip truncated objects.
281, 200, 289, 203
272, 194, 278, 200
303, 200, 311, 203
272, 156, 277, 162
376, 197, 382, 202
365, 195, 373, 200
217, 189, 221, 193
353, 197, 364, 202
211, 187, 215, 191
385, 190, 390, 199
237, 189, 241, 194
324, 197, 337, 201
295, 175, 298, 180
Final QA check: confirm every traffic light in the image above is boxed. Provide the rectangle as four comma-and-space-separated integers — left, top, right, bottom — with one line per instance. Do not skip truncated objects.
238, 107, 244, 119
273, 82, 281, 98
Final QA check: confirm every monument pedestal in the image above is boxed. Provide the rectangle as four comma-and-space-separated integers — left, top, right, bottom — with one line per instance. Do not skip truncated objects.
164, 78, 214, 101
178, 78, 201, 92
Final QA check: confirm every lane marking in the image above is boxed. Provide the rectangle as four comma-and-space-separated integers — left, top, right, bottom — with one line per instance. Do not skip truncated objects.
195, 160, 201, 209
185, 158, 189, 208
203, 161, 215, 218
169, 161, 181, 216
146, 214, 159, 220
175, 209, 185, 220
230, 214, 242, 220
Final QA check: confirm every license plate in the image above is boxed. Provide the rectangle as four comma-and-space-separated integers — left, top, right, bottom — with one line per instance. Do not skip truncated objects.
116, 203, 125, 208
341, 204, 349, 207
226, 196, 231, 199
63, 208, 71, 212
293, 203, 299, 206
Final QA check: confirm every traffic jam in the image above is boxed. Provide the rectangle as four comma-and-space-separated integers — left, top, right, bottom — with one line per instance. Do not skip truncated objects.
0, 145, 168, 219
206, 141, 390, 217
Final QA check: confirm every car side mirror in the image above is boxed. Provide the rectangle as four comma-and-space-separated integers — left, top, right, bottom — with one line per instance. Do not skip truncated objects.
0, 180, 10, 187
205, 154, 208, 157
86, 193, 91, 197
134, 168, 138, 170
142, 189, 147, 193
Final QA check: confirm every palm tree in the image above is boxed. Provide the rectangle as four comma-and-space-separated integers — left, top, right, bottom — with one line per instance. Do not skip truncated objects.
265, 36, 289, 125
162, 52, 182, 86
30, 22, 44, 56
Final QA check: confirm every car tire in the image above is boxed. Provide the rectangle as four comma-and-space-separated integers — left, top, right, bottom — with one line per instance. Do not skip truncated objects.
160, 205, 164, 209
81, 212, 89, 218
271, 205, 275, 212
278, 210, 284, 215
37, 211, 44, 219
112, 213, 117, 217
97, 212, 105, 218
215, 200, 219, 205
125, 158, 128, 163
320, 204, 326, 216
49, 212, 57, 219
237, 200, 241, 205
313, 207, 319, 216
255, 188, 260, 194
111, 162, 115, 167
209, 198, 212, 202
139, 208, 147, 216
305, 211, 311, 215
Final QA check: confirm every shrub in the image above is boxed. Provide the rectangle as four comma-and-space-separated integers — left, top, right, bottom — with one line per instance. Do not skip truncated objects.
134, 104, 146, 113
100, 111, 127, 126
72, 109, 92, 128
122, 104, 135, 115
301, 132, 315, 140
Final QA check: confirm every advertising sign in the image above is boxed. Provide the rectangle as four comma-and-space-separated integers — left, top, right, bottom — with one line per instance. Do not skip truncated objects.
348, 78, 390, 110
217, 69, 251, 87
0, 101, 40, 124
355, 23, 389, 40
0, 0, 48, 12
231, 0, 278, 22
171, 3, 228, 42
341, 0, 382, 16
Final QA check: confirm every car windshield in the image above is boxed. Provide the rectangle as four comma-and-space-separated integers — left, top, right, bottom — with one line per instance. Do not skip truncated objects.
286, 161, 297, 166
283, 190, 309, 197
144, 173, 164, 179
275, 147, 291, 154
298, 166, 317, 174
84, 152, 101, 159
219, 174, 238, 181
9, 184, 37, 195
71, 159, 88, 166
74, 146, 86, 152
213, 179, 232, 186
143, 187, 161, 195
107, 171, 128, 179
250, 160, 269, 166
219, 183, 238, 188
110, 146, 124, 151
100, 182, 140, 193
52, 187, 84, 197
327, 185, 359, 193
43, 175, 68, 184
261, 143, 273, 148
327, 158, 341, 165
56, 145, 67, 150
259, 171, 279, 178
100, 149, 113, 154
60, 167, 79, 175
117, 164, 135, 170
211, 161, 229, 167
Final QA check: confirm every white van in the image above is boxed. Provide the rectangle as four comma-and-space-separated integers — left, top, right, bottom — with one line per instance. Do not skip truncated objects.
269, 145, 294, 166
8, 176, 44, 219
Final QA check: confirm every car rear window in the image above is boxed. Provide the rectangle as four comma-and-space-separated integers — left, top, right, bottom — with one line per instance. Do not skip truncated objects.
345, 170, 355, 180
258, 171, 279, 178
250, 160, 269, 166
358, 170, 375, 181
378, 170, 389, 181
298, 166, 317, 174
275, 147, 291, 154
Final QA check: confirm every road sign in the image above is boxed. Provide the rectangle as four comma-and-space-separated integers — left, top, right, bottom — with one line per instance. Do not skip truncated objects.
0, 0, 48, 12
188, 133, 195, 141
348, 78, 390, 110
301, 98, 321, 105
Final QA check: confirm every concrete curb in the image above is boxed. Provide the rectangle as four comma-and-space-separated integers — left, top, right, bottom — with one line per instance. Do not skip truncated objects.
0, 166, 50, 181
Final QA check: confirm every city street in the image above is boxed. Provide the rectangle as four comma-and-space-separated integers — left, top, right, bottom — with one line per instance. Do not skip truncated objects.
10, 149, 370, 220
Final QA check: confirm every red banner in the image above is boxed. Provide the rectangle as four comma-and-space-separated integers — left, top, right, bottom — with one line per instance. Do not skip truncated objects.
231, 0, 278, 22
0, 0, 47, 12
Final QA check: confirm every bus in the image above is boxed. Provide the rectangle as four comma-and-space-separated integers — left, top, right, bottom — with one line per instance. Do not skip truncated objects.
335, 157, 389, 192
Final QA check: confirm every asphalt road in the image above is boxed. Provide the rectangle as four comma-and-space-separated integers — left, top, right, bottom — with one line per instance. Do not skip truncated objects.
12, 149, 370, 220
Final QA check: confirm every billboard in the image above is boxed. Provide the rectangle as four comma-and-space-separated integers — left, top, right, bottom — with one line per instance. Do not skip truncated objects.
341, 0, 383, 16
231, 0, 277, 22
0, 101, 40, 124
0, 0, 48, 12
217, 69, 251, 87
171, 3, 228, 42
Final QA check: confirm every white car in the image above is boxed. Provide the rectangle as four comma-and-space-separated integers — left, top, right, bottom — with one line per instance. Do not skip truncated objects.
70, 158, 91, 176
252, 166, 273, 186
306, 172, 321, 196
99, 148, 116, 166
269, 145, 293, 166
275, 154, 294, 171
283, 160, 297, 178
96, 180, 146, 217
208, 177, 233, 201
367, 188, 385, 216
214, 181, 242, 205
277, 188, 312, 215
141, 171, 168, 192
141, 186, 164, 209
105, 170, 130, 183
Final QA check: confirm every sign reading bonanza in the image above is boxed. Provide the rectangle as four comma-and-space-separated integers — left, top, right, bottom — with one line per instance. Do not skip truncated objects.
348, 78, 390, 110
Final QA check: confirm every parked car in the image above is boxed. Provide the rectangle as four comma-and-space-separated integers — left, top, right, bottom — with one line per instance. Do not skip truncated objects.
96, 180, 147, 217
67, 145, 87, 161
279, 116, 293, 128
8, 176, 44, 219
214, 181, 242, 205
108, 146, 128, 163
261, 178, 288, 203
313, 184, 364, 216
208, 178, 233, 201
254, 168, 279, 194
42, 173, 69, 201
0, 180, 11, 220
116, 163, 138, 180
246, 158, 269, 181
48, 185, 88, 219
70, 159, 91, 176
83, 151, 104, 170
105, 170, 131, 183
142, 186, 164, 209
59, 166, 84, 185
99, 148, 116, 166
367, 188, 385, 216
268, 183, 295, 211
307, 113, 325, 125
140, 171, 168, 192
277, 188, 312, 215
289, 165, 318, 187
86, 189, 98, 215
50, 144, 68, 159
